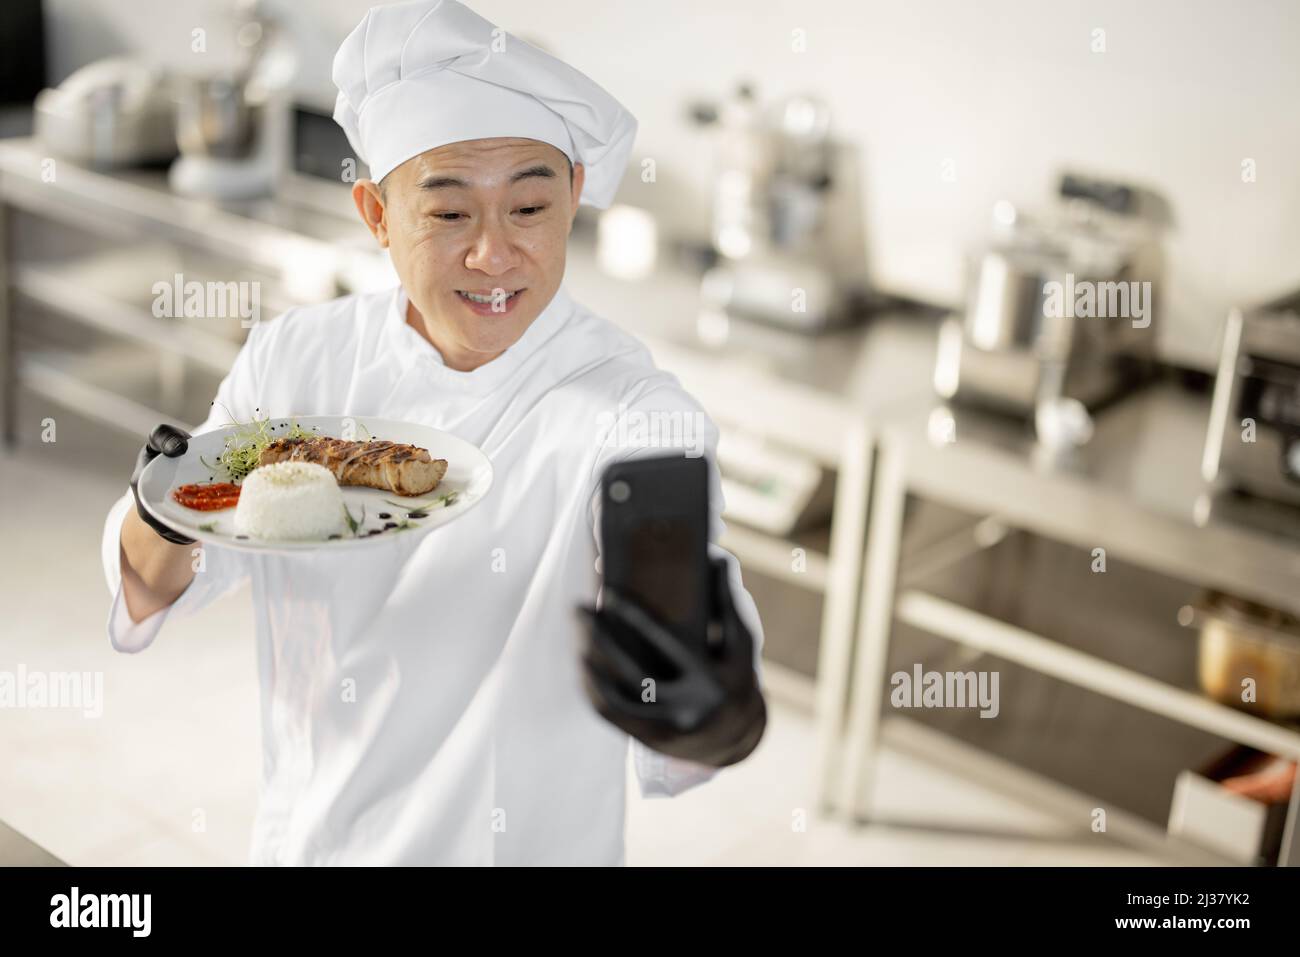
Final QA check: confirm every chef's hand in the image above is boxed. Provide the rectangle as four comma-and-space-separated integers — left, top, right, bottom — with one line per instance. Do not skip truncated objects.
576, 558, 766, 768
130, 424, 196, 545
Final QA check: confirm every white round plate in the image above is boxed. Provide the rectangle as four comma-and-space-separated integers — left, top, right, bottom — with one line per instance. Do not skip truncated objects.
137, 415, 493, 553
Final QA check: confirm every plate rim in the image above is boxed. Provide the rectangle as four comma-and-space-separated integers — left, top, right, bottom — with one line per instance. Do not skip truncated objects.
137, 414, 494, 553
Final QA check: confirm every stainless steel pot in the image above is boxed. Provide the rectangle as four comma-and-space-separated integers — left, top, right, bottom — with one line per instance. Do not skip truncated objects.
963, 245, 1064, 353
1181, 592, 1300, 718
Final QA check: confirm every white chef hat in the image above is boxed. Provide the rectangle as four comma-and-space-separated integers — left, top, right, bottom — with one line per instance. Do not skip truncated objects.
332, 0, 638, 209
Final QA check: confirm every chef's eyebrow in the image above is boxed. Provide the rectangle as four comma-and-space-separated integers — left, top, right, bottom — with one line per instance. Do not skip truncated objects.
417, 175, 471, 191
415, 165, 559, 192
509, 164, 558, 183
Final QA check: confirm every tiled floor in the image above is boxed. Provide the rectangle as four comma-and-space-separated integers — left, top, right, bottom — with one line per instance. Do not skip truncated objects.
1, 420, 1178, 866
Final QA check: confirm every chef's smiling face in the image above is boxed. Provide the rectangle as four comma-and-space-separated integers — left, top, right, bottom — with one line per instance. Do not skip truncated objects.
352, 137, 585, 372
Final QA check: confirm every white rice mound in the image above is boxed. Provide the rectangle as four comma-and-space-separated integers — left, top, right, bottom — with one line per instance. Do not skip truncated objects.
234, 461, 346, 540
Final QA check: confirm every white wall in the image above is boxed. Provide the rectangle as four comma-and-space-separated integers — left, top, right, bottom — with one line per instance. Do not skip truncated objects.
43, 0, 1300, 367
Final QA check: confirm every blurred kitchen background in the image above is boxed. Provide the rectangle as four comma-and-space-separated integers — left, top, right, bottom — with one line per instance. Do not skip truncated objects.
2, 0, 1299, 866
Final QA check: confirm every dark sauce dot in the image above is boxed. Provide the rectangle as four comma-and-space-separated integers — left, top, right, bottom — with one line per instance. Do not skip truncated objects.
378, 512, 391, 519
235, 534, 249, 540
384, 522, 397, 529
328, 534, 341, 540
408, 511, 428, 519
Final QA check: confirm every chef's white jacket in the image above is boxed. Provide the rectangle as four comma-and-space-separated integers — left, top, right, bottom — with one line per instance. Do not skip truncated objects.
100, 284, 764, 865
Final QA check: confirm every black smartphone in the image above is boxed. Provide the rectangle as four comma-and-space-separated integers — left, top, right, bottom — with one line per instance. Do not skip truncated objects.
599, 454, 711, 655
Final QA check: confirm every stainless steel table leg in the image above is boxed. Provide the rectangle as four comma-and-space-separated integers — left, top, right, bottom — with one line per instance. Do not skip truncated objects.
813, 419, 873, 813
0, 201, 13, 447
837, 441, 908, 821
1280, 764, 1300, 866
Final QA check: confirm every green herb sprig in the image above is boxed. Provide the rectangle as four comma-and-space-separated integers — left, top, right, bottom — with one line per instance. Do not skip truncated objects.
342, 503, 366, 537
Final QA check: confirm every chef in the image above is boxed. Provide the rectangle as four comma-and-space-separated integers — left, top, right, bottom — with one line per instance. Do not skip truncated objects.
101, 0, 766, 866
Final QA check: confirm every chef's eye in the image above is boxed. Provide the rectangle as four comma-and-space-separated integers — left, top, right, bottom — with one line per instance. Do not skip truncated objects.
517, 204, 548, 216
434, 212, 465, 222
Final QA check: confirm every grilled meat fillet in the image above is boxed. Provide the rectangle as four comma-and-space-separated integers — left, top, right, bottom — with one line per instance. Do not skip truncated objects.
259, 436, 447, 497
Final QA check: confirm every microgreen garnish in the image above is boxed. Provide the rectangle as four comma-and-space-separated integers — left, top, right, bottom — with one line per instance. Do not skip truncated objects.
203, 404, 313, 482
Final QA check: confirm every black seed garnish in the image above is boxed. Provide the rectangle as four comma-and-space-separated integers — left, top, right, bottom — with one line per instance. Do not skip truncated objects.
235, 534, 249, 540
328, 534, 341, 540
378, 512, 391, 519
384, 522, 397, 529
408, 511, 428, 519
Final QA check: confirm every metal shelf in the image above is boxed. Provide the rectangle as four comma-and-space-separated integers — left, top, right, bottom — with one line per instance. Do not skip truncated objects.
895, 588, 1300, 761
14, 258, 242, 376
879, 715, 1227, 865
719, 522, 830, 592
18, 354, 192, 438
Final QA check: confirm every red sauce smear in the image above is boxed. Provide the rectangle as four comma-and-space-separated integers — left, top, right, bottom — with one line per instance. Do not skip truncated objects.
172, 482, 241, 511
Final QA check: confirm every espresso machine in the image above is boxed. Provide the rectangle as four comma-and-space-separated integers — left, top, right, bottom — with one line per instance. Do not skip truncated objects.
933, 174, 1165, 421
692, 83, 870, 332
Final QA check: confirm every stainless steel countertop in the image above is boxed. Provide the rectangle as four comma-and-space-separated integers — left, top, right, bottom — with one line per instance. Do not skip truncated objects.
563, 240, 941, 415
561, 238, 941, 462
879, 384, 1300, 617
6, 135, 1298, 610
0, 138, 358, 259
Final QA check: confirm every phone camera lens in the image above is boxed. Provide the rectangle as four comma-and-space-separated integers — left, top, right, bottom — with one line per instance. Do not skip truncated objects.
609, 479, 631, 503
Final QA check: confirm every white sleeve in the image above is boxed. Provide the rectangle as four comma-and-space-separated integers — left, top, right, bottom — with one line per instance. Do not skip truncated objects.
100, 314, 281, 653
587, 375, 766, 799
101, 492, 249, 653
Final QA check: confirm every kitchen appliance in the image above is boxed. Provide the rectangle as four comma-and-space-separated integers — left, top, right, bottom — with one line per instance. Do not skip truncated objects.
934, 174, 1164, 419
1180, 591, 1300, 719
692, 84, 869, 332
716, 430, 834, 537
168, 0, 295, 200
34, 58, 178, 168
1201, 288, 1300, 507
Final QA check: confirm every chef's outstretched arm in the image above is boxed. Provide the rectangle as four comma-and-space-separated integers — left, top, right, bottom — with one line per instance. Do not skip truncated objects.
576, 556, 767, 768
104, 311, 277, 640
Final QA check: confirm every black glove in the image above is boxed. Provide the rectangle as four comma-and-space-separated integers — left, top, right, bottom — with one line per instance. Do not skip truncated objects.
130, 424, 196, 545
576, 558, 766, 768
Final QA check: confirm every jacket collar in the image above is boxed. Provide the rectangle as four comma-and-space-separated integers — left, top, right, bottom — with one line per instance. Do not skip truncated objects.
385, 283, 575, 396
